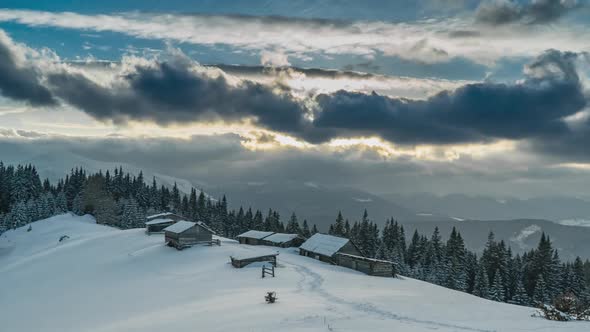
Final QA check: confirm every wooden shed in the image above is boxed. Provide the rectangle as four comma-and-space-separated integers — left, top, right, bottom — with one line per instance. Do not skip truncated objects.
236, 230, 274, 245
230, 252, 278, 268
262, 233, 305, 248
164, 220, 216, 250
299, 233, 362, 264
336, 253, 396, 277
145, 218, 176, 234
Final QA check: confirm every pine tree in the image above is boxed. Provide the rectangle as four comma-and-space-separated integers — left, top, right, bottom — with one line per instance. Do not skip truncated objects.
533, 275, 549, 304
333, 211, 345, 236
489, 270, 505, 302
286, 212, 301, 234
473, 265, 489, 299
301, 219, 311, 238
511, 278, 529, 306
311, 224, 318, 235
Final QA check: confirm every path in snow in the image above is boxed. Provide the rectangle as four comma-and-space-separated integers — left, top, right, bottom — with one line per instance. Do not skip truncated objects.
284, 258, 493, 332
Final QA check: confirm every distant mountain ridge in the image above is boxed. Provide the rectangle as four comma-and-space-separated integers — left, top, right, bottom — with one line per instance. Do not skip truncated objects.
382, 192, 590, 223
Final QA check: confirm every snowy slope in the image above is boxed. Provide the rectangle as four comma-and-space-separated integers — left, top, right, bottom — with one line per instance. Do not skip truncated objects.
0, 215, 588, 332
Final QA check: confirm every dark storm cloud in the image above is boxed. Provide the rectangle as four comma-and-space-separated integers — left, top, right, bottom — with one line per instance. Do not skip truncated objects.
309, 49, 586, 144
50, 50, 588, 147
47, 59, 310, 136
0, 33, 55, 106
476, 0, 580, 25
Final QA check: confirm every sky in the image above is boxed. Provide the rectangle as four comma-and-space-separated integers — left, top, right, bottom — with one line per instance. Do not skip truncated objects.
1, 0, 590, 199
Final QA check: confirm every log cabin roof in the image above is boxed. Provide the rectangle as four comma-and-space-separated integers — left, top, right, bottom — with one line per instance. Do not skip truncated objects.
236, 230, 274, 240
145, 218, 174, 225
163, 220, 196, 234
263, 233, 301, 244
299, 233, 350, 257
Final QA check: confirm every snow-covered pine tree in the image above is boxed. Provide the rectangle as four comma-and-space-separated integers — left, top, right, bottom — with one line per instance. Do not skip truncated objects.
55, 192, 67, 214
301, 219, 311, 238
511, 278, 530, 306
533, 275, 550, 304
489, 271, 505, 302
286, 212, 301, 234
473, 265, 490, 299
333, 211, 345, 236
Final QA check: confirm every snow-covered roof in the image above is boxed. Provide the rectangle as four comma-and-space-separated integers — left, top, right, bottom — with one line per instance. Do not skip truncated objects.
299, 233, 350, 257
163, 221, 196, 234
230, 251, 278, 261
236, 230, 274, 240
337, 253, 393, 264
263, 233, 301, 244
147, 212, 174, 220
145, 218, 175, 225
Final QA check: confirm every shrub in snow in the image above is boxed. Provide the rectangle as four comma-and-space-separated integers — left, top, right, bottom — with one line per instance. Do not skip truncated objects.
534, 293, 590, 321
265, 292, 277, 304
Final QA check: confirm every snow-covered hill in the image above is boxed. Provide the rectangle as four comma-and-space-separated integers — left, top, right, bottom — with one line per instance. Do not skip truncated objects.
0, 215, 587, 332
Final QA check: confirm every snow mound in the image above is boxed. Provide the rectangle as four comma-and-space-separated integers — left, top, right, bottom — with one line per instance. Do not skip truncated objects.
1, 215, 587, 332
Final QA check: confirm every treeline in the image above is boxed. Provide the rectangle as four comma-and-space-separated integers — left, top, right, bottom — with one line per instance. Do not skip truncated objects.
1, 162, 589, 312
326, 210, 590, 309
0, 162, 319, 238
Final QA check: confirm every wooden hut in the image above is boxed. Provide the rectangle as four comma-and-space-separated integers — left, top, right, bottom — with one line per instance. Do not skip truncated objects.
299, 233, 362, 264
164, 220, 215, 250
262, 233, 305, 248
236, 230, 274, 245
336, 253, 396, 277
145, 218, 176, 234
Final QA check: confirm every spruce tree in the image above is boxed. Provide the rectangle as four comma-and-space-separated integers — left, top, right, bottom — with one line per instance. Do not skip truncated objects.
511, 278, 529, 306
473, 265, 489, 299
489, 271, 505, 302
301, 219, 311, 238
533, 275, 549, 304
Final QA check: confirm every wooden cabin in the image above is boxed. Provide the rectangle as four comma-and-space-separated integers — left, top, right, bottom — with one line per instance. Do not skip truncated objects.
164, 220, 215, 250
145, 218, 176, 234
262, 233, 305, 248
236, 230, 274, 245
299, 233, 362, 264
336, 253, 396, 277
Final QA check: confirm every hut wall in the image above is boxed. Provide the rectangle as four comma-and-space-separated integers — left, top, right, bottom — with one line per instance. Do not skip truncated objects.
238, 237, 262, 245
335, 254, 394, 277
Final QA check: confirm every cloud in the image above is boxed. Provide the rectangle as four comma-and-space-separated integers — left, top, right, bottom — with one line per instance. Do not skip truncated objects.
0, 30, 55, 106
46, 55, 311, 137
476, 0, 580, 25
53, 49, 587, 148
0, 9, 589, 66
0, 30, 588, 155
260, 49, 291, 67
